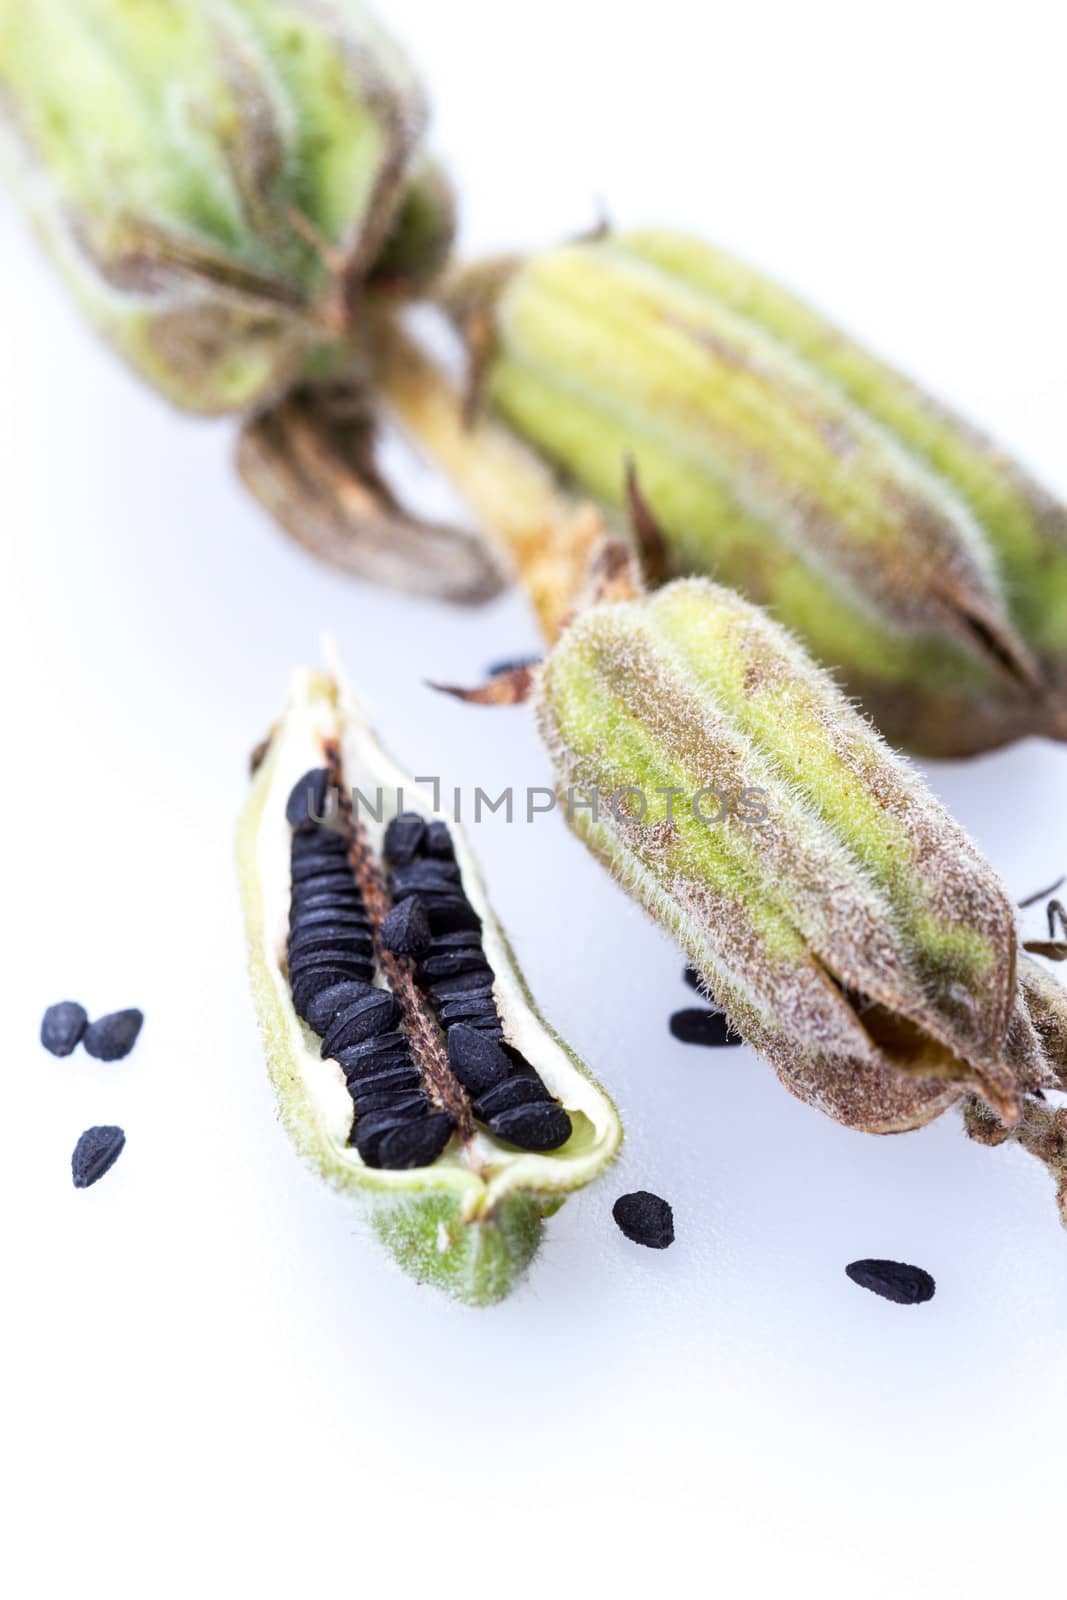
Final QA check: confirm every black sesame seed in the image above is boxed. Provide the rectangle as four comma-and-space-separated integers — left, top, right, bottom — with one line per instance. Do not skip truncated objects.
361, 1100, 427, 1131
353, 1102, 426, 1149
437, 1001, 497, 1024
288, 929, 374, 961
352, 1086, 430, 1117
374, 1113, 455, 1170
290, 931, 371, 961
291, 871, 360, 900
40, 1001, 88, 1057
437, 995, 499, 1024
486, 655, 542, 678
334, 1030, 410, 1066
500, 1042, 538, 1072
379, 897, 432, 958
474, 1077, 551, 1117
486, 1101, 572, 1151
346, 1064, 423, 1096
438, 994, 500, 1017
288, 952, 373, 985
289, 861, 356, 888
289, 855, 353, 885
321, 990, 400, 1056
289, 889, 364, 915
683, 965, 702, 992
446, 1024, 512, 1095
417, 949, 493, 982
669, 1008, 742, 1047
425, 899, 483, 935
398, 889, 473, 913
83, 1009, 144, 1062
302, 980, 376, 1033
438, 982, 496, 1006
426, 930, 483, 952
344, 1060, 417, 1093
430, 969, 497, 998
292, 967, 373, 1017
287, 934, 371, 960
290, 826, 348, 855
456, 1017, 507, 1038
383, 812, 426, 866
845, 1259, 936, 1306
423, 820, 455, 859
286, 768, 333, 832
612, 1191, 675, 1249
289, 846, 350, 869
72, 1125, 126, 1189
391, 859, 462, 894
289, 907, 369, 932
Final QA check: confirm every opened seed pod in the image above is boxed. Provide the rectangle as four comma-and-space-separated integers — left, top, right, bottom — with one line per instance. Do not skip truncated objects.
237, 665, 621, 1305
0, 0, 444, 414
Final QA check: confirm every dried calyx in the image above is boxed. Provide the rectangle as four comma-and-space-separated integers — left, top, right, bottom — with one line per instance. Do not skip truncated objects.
237, 666, 621, 1304
237, 379, 509, 604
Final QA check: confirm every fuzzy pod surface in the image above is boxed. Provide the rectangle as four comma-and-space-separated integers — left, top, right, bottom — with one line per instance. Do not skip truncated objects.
237, 666, 621, 1306
459, 231, 1067, 755
0, 0, 444, 413
536, 573, 1064, 1139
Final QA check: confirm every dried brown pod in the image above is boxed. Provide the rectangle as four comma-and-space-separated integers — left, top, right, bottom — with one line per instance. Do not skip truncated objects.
238, 380, 511, 603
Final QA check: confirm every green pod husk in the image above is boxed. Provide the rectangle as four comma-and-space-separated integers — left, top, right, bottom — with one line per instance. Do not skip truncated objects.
451, 231, 1067, 756
0, 0, 447, 413
237, 665, 621, 1305
535, 565, 1063, 1145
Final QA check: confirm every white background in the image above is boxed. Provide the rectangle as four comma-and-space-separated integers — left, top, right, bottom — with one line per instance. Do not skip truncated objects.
3, 2, 1066, 1595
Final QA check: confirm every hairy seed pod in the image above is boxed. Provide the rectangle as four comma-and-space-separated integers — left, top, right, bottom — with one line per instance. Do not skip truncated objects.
0, 0, 442, 413
446, 232, 1067, 755
237, 664, 621, 1305
535, 565, 1065, 1148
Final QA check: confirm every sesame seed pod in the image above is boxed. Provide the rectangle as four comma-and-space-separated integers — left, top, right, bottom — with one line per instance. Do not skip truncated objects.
438, 233, 1067, 756
237, 664, 621, 1306
0, 0, 444, 414
536, 568, 1060, 1136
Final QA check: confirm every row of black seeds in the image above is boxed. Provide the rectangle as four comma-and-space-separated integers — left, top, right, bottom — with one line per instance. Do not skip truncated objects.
286, 771, 454, 1171
380, 812, 573, 1152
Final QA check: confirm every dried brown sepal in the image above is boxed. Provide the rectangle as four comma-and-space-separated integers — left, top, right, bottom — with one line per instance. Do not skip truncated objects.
1023, 942, 1067, 962
248, 731, 274, 777
428, 667, 536, 707
624, 459, 673, 588
1018, 876, 1066, 909
571, 536, 644, 620
237, 380, 511, 604
1022, 900, 1067, 961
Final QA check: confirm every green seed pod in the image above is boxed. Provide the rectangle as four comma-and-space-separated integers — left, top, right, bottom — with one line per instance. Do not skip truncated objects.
0, 0, 438, 414
237, 664, 621, 1305
535, 565, 1060, 1137
451, 232, 1067, 755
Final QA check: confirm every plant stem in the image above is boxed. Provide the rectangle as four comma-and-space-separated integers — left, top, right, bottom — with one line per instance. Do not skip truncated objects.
367, 313, 608, 643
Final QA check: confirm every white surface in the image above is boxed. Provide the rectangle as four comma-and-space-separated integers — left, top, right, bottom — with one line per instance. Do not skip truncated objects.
3, 2, 1066, 1595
